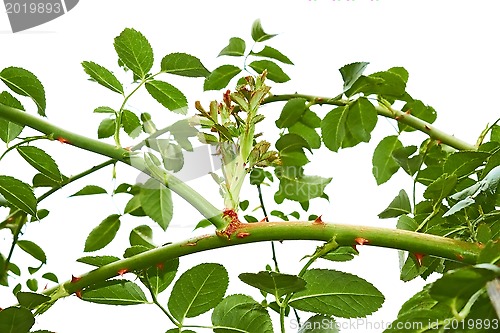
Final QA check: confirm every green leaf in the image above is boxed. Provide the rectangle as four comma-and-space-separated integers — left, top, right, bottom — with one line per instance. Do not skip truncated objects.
212, 294, 273, 333
276, 167, 332, 202
139, 179, 173, 231
250, 45, 293, 64
392, 145, 422, 176
121, 109, 142, 138
81, 61, 123, 94
70, 185, 107, 197
0, 176, 37, 216
289, 269, 384, 318
239, 271, 306, 297
251, 19, 277, 42
84, 214, 121, 252
423, 174, 457, 202
17, 146, 62, 182
0, 67, 46, 116
114, 28, 153, 79
129, 225, 155, 248
124, 194, 145, 216
17, 240, 46, 264
16, 292, 50, 310
161, 52, 210, 77
0, 306, 35, 333
248, 60, 290, 83
321, 106, 349, 152
141, 258, 179, 296
339, 62, 369, 93
218, 37, 246, 57
298, 315, 339, 333
342, 97, 378, 148
491, 124, 500, 142
123, 245, 150, 258
93, 106, 115, 114
239, 200, 249, 211
81, 279, 148, 305
244, 215, 258, 222
443, 151, 489, 178
276, 133, 311, 152
76, 255, 120, 267
372, 135, 403, 185
289, 122, 321, 149
398, 100, 436, 132
322, 246, 359, 262
97, 118, 116, 139
203, 65, 241, 91
388, 66, 409, 83
145, 80, 188, 114
42, 272, 58, 283
378, 189, 412, 219
26, 278, 38, 291
0, 91, 24, 144
168, 263, 228, 321
276, 98, 307, 128
397, 215, 418, 231
302, 109, 321, 128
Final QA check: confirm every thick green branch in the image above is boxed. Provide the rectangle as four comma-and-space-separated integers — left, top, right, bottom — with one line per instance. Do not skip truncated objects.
43, 221, 481, 298
263, 94, 477, 151
0, 103, 226, 229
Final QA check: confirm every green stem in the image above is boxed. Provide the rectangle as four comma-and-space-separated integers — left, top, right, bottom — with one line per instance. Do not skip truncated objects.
0, 103, 226, 229
256, 184, 280, 272
262, 94, 477, 151
143, 272, 180, 327
42, 221, 481, 298
0, 135, 48, 161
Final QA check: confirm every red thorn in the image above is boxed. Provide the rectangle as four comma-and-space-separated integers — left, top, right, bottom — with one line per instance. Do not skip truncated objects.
44, 283, 48, 290
57, 137, 70, 144
414, 253, 425, 266
355, 237, 369, 245
156, 263, 164, 270
259, 216, 268, 223
75, 290, 82, 299
395, 115, 402, 120
424, 125, 431, 131
436, 140, 442, 145
313, 215, 324, 225
405, 109, 412, 115
237, 232, 250, 238
456, 254, 464, 261
117, 268, 128, 276
71, 275, 81, 283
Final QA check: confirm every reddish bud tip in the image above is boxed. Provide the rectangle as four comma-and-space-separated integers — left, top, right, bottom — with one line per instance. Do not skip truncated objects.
57, 137, 70, 144
355, 237, 369, 245
414, 253, 425, 266
237, 232, 250, 238
313, 215, 324, 225
71, 275, 81, 283
117, 268, 128, 276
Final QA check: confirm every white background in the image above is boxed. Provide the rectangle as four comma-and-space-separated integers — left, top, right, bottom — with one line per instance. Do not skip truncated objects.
0, 0, 499, 332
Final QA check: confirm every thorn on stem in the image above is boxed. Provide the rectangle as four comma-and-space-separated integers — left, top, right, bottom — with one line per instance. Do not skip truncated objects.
117, 268, 128, 276
237, 232, 250, 238
71, 275, 81, 283
57, 137, 70, 144
313, 215, 324, 225
414, 253, 425, 266
354, 237, 369, 245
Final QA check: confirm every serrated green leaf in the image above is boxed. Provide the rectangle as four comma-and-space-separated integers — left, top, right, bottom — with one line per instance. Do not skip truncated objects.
239, 271, 306, 297
378, 189, 412, 219
81, 61, 123, 94
0, 306, 35, 333
93, 106, 115, 114
289, 269, 384, 318
114, 28, 153, 79
121, 109, 142, 138
32, 173, 58, 188
124, 194, 145, 216
203, 65, 241, 91
443, 151, 489, 178
339, 62, 369, 92
141, 258, 178, 296
161, 52, 210, 77
298, 315, 339, 333
251, 19, 277, 42
276, 167, 331, 202
76, 255, 120, 267
168, 263, 228, 321
0, 67, 46, 116
251, 45, 293, 64
397, 215, 418, 231
276, 133, 311, 152
129, 225, 155, 248
276, 98, 307, 128
84, 214, 121, 252
218, 37, 246, 57
321, 106, 349, 152
17, 240, 46, 264
17, 146, 62, 182
0, 176, 37, 216
26, 278, 38, 291
423, 174, 457, 201
123, 245, 150, 258
342, 97, 377, 148
97, 118, 116, 139
145, 80, 188, 114
393, 145, 423, 176
239, 200, 249, 211
322, 246, 359, 262
244, 215, 259, 222
70, 185, 107, 197
302, 109, 321, 128
16, 292, 50, 310
289, 121, 321, 149
0, 91, 24, 144
81, 279, 148, 305
212, 294, 273, 333
491, 124, 500, 142
139, 178, 173, 230
372, 135, 403, 185
248, 60, 290, 83
388, 66, 409, 83
42, 272, 58, 283
398, 100, 436, 132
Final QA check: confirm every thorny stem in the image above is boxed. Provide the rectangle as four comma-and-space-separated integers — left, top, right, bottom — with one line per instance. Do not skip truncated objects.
256, 184, 280, 272
262, 94, 478, 151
